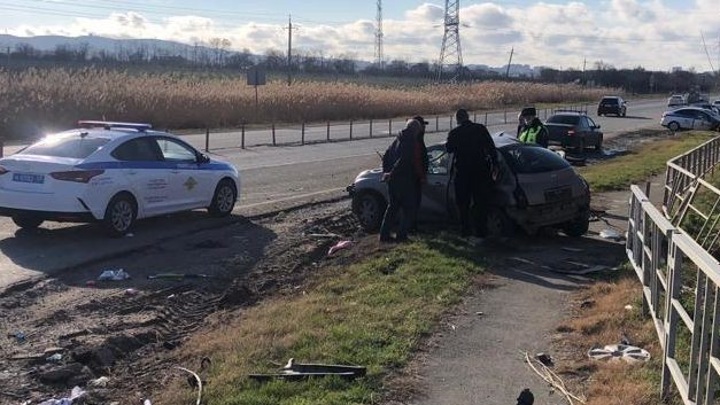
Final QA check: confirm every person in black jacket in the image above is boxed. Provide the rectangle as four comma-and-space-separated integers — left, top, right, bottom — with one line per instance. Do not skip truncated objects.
380, 118, 426, 243
411, 115, 429, 232
446, 109, 498, 239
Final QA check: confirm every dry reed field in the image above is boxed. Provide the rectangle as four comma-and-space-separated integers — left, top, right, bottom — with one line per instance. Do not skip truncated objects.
0, 67, 612, 138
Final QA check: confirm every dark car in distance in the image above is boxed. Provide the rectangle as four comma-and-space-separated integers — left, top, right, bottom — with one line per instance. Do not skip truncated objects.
597, 96, 627, 117
545, 110, 603, 151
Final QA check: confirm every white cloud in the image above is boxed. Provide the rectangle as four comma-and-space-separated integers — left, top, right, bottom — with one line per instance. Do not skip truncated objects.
3, 2, 718, 71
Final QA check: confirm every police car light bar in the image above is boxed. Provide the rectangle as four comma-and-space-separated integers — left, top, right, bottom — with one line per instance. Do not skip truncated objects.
77, 120, 153, 131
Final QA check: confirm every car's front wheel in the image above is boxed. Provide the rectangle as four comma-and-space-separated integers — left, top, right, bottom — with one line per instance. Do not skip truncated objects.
352, 191, 386, 232
668, 121, 681, 132
562, 211, 590, 237
208, 179, 237, 217
12, 215, 43, 229
104, 193, 137, 237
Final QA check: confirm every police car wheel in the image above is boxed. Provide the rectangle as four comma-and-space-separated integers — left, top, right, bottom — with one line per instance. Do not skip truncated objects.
208, 179, 236, 217
563, 212, 590, 237
486, 208, 514, 238
104, 193, 137, 237
12, 215, 43, 229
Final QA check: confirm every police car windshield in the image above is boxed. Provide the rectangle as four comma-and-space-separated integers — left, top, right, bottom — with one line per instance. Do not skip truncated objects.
19, 134, 110, 159
546, 115, 580, 125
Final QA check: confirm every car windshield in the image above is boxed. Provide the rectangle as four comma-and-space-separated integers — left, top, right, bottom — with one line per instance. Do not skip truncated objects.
601, 98, 618, 104
501, 145, 571, 174
546, 115, 580, 125
19, 134, 110, 159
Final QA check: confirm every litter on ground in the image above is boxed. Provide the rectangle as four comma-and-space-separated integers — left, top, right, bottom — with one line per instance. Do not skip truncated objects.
328, 240, 352, 256
599, 229, 624, 241
97, 269, 130, 281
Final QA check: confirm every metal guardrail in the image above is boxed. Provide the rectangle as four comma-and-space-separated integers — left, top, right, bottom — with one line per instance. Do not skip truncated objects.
629, 134, 720, 404
663, 136, 720, 254
628, 185, 720, 405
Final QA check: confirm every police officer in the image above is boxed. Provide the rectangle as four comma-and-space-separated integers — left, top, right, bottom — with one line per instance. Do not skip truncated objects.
519, 117, 549, 148
446, 109, 498, 239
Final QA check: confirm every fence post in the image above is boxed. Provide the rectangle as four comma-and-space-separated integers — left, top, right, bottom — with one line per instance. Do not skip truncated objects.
504, 110, 507, 124
473, 111, 477, 122
0, 139, 4, 158
435, 116, 439, 132
369, 119, 373, 138
205, 127, 210, 152
301, 122, 305, 145
449, 115, 453, 129
326, 122, 330, 141
485, 112, 488, 125
388, 119, 392, 137
241, 123, 245, 149
350, 120, 353, 140
272, 123, 276, 146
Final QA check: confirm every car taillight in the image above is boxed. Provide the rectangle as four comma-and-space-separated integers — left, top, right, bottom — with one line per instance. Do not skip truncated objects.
567, 130, 575, 136
50, 170, 105, 183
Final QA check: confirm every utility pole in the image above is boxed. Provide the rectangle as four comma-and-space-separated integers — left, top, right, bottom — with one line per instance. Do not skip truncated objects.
287, 14, 293, 86
436, 0, 463, 82
374, 0, 384, 69
583, 58, 587, 72
505, 47, 514, 78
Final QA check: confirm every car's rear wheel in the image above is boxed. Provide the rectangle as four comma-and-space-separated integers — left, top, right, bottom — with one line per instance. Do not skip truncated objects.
12, 215, 43, 230
562, 211, 590, 237
208, 179, 237, 217
595, 134, 603, 151
104, 193, 137, 237
576, 138, 586, 153
485, 207, 514, 238
352, 191, 386, 232
621, 109, 626, 117
668, 121, 681, 132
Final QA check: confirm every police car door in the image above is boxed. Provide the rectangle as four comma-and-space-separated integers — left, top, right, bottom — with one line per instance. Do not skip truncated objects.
155, 137, 212, 210
111, 137, 172, 216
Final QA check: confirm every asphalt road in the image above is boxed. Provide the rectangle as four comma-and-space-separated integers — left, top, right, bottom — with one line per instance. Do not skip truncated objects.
0, 97, 669, 290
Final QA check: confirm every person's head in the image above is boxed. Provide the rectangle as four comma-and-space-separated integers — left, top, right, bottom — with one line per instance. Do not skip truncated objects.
402, 118, 422, 138
413, 116, 429, 136
456, 109, 470, 124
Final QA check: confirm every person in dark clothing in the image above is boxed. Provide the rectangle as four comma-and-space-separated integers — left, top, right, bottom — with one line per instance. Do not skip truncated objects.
411, 115, 429, 232
446, 109, 498, 239
518, 117, 549, 148
380, 118, 426, 243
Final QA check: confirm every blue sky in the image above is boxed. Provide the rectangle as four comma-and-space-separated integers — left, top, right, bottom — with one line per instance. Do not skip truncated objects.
0, 0, 718, 71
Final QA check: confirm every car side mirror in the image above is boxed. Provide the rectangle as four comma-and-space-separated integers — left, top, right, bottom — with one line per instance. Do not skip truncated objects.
198, 153, 210, 164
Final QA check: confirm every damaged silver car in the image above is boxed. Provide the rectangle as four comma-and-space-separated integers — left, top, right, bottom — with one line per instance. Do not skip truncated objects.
346, 132, 591, 237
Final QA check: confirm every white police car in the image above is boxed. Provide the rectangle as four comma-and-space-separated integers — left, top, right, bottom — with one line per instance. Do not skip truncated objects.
0, 121, 240, 236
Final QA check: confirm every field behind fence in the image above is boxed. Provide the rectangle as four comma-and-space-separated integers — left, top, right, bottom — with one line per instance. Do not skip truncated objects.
0, 67, 613, 140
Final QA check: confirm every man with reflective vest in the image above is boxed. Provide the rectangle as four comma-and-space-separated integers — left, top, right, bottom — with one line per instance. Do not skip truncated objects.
518, 117, 549, 148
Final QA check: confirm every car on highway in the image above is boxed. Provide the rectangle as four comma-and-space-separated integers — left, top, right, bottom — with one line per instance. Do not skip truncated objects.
0, 121, 240, 236
597, 96, 627, 117
545, 110, 604, 151
660, 107, 720, 132
667, 95, 685, 108
347, 132, 591, 238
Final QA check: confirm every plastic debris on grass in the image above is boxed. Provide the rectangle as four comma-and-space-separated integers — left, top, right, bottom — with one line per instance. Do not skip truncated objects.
328, 240, 353, 256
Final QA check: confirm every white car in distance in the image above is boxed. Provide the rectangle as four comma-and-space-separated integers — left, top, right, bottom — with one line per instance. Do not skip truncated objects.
0, 121, 240, 236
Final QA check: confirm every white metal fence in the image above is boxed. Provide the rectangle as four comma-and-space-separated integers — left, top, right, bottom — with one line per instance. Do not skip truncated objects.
628, 135, 720, 404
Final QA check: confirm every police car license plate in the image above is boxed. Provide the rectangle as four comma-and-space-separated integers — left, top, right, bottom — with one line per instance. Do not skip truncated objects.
544, 187, 571, 202
12, 173, 45, 184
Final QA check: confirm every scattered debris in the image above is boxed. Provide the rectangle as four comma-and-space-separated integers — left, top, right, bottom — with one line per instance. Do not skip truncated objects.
249, 358, 367, 382
328, 240, 353, 256
46, 353, 63, 363
304, 233, 341, 239
175, 366, 203, 405
8, 331, 25, 344
88, 376, 110, 388
147, 273, 210, 280
599, 229, 624, 241
97, 269, 130, 281
620, 332, 633, 346
580, 300, 595, 309
516, 388, 535, 405
36, 386, 85, 405
85, 280, 97, 288
476, 311, 484, 316
524, 352, 586, 404
125, 288, 139, 296
624, 304, 634, 311
536, 352, 554, 367
587, 344, 650, 363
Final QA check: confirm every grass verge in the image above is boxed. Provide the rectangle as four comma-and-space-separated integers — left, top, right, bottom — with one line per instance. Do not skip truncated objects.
159, 235, 485, 405
578, 131, 716, 192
